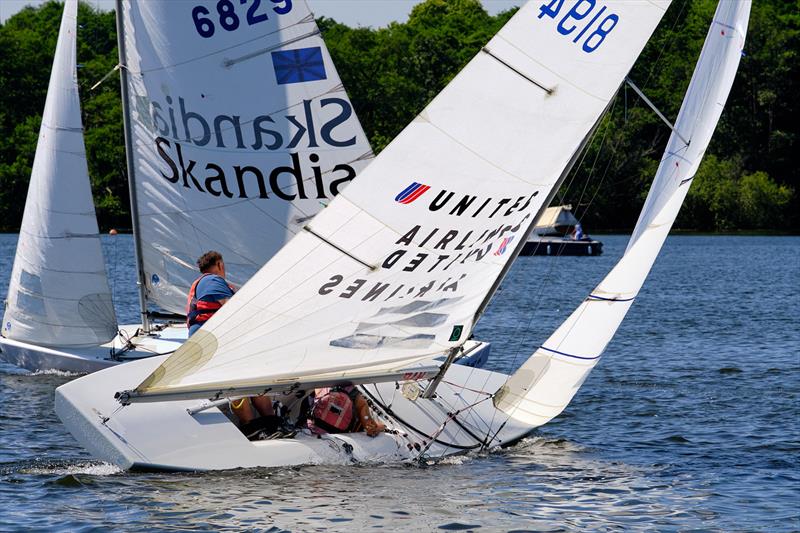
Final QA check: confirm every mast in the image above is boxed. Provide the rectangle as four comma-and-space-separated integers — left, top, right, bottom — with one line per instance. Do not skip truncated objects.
472, 100, 612, 325
114, 0, 149, 332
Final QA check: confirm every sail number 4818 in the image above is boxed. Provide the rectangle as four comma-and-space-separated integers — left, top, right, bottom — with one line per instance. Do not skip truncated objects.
538, 0, 619, 53
192, 0, 293, 39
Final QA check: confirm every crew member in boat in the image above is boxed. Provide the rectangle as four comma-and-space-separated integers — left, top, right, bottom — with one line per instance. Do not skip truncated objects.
572, 222, 586, 241
187, 251, 275, 424
306, 386, 386, 437
187, 250, 236, 336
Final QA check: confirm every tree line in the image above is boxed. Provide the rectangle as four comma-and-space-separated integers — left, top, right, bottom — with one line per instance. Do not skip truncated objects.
0, 0, 796, 232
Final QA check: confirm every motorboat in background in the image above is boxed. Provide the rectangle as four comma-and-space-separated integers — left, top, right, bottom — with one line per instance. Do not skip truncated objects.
520, 205, 603, 256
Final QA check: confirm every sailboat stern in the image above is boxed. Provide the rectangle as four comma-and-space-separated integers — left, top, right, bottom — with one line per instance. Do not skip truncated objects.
54, 354, 261, 471
55, 380, 133, 469
53, 356, 168, 469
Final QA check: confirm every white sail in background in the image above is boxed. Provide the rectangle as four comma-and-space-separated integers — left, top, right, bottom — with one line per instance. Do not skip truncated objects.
124, 0, 670, 402
2, 0, 117, 347
496, 0, 751, 426
119, 0, 374, 315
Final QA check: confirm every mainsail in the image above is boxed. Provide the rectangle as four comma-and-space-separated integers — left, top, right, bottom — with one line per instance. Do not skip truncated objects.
122, 0, 669, 402
2, 0, 117, 347
118, 0, 374, 315
496, 0, 751, 426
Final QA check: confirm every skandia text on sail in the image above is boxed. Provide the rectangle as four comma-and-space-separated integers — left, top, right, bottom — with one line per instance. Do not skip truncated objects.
135, 95, 360, 200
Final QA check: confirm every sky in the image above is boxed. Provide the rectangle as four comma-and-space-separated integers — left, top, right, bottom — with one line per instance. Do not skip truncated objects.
0, 0, 523, 27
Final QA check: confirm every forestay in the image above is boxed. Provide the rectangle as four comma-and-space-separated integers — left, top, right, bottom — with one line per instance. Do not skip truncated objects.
2, 0, 117, 348
496, 0, 751, 426
119, 0, 373, 314
124, 0, 669, 402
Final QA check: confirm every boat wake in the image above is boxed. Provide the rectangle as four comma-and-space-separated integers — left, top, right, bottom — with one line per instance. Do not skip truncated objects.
36, 462, 122, 477
2, 459, 122, 478
30, 369, 81, 378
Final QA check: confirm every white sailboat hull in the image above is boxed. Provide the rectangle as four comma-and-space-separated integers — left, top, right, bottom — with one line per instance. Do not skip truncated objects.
0, 324, 188, 374
55, 350, 531, 471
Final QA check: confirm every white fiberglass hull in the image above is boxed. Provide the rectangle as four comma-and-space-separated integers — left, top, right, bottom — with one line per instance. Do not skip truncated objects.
0, 324, 187, 374
55, 351, 532, 471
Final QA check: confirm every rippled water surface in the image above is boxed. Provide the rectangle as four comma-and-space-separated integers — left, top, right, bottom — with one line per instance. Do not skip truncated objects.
0, 234, 798, 531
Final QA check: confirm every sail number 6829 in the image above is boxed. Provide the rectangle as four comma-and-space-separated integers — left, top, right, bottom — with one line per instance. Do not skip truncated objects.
192, 0, 293, 39
538, 0, 619, 53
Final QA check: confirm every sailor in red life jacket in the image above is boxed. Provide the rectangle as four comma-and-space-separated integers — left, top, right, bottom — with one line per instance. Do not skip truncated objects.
187, 251, 274, 425
308, 386, 386, 437
186, 250, 236, 337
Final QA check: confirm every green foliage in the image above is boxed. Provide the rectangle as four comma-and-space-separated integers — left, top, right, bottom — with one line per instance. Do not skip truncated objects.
549, 0, 798, 231
0, 0, 796, 232
680, 156, 793, 231
0, 0, 123, 231
320, 0, 513, 151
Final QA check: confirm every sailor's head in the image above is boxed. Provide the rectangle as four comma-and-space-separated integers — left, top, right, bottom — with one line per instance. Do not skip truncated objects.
197, 250, 225, 278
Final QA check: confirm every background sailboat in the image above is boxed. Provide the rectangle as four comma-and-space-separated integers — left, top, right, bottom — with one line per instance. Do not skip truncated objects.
1, 0, 392, 372
117, 0, 376, 324
0, 0, 117, 361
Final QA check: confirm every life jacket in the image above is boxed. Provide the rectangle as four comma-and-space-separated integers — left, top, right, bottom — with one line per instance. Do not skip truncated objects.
186, 274, 231, 328
310, 387, 357, 434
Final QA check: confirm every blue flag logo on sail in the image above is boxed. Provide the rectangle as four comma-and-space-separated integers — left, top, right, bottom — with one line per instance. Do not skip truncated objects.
395, 182, 430, 204
271, 47, 327, 85
494, 236, 514, 256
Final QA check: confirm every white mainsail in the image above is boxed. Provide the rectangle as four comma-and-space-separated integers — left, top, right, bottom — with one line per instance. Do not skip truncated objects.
496, 0, 751, 426
1, 0, 117, 347
119, 0, 374, 315
121, 0, 670, 402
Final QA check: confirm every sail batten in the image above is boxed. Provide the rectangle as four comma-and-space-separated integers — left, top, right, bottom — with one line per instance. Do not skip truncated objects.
497, 0, 751, 427
2, 0, 118, 348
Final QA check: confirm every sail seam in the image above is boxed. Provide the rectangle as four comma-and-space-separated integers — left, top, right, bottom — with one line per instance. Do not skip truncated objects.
713, 19, 741, 37
663, 151, 692, 164
540, 345, 600, 361
421, 115, 550, 187
12, 265, 108, 276
223, 29, 321, 68
40, 122, 83, 133
136, 17, 316, 74
587, 294, 635, 302
17, 228, 102, 240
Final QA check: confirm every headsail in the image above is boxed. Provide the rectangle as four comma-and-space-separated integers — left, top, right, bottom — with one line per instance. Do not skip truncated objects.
1, 0, 117, 348
123, 0, 669, 403
496, 0, 751, 426
118, 0, 374, 315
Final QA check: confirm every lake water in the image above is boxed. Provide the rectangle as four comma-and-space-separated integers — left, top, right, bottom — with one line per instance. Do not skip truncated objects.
0, 233, 798, 531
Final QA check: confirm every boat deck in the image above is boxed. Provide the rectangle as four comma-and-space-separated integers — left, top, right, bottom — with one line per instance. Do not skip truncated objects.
0, 323, 188, 373
520, 237, 603, 256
